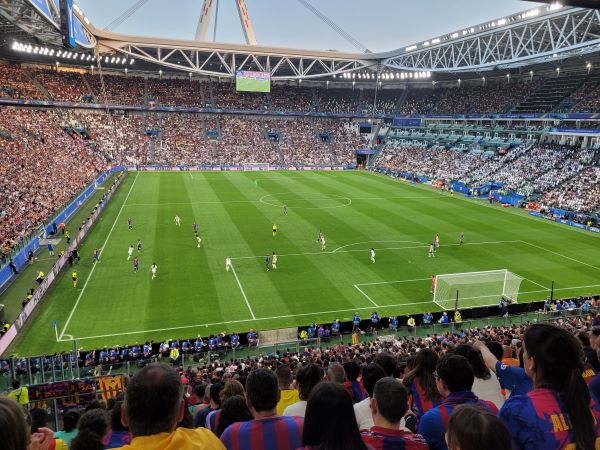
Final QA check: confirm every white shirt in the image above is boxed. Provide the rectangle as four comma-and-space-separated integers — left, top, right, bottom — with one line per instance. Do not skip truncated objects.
151, 265, 157, 273
283, 400, 307, 418
226, 258, 231, 266
273, 255, 277, 263
371, 250, 375, 257
354, 397, 373, 430
472, 372, 505, 409
128, 247, 133, 255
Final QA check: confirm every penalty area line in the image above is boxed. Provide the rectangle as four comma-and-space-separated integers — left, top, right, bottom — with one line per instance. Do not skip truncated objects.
353, 284, 380, 307
230, 262, 256, 320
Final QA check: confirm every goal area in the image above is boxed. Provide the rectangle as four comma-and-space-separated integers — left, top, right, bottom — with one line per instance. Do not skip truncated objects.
433, 269, 524, 310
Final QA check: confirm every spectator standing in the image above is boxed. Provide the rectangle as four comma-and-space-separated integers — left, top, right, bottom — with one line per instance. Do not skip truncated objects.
105, 401, 131, 448
283, 363, 322, 418
343, 360, 367, 404
499, 324, 600, 450
193, 382, 223, 428
453, 344, 504, 408
54, 409, 80, 447
361, 377, 428, 449
276, 364, 300, 415
300, 382, 369, 450
220, 368, 303, 450
446, 404, 512, 450
403, 348, 442, 419
8, 380, 29, 406
115, 363, 224, 449
71, 409, 109, 450
418, 355, 498, 450
354, 363, 387, 430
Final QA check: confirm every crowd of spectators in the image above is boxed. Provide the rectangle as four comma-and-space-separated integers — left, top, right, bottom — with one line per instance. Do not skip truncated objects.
541, 166, 600, 213
4, 306, 600, 449
0, 107, 107, 253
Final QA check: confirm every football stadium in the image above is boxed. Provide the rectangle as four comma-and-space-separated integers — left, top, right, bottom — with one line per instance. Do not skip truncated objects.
1, 0, 600, 448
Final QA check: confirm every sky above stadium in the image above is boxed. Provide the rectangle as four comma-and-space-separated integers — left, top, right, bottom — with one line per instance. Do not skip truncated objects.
78, 0, 530, 53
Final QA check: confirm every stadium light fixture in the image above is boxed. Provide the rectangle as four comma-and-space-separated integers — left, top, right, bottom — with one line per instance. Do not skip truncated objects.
130, 59, 135, 65
55, 61, 59, 66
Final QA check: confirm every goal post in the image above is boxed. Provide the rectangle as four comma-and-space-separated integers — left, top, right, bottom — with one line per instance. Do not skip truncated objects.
433, 269, 524, 310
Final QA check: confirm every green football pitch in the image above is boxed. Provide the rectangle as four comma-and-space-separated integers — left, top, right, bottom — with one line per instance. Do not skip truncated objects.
6, 170, 600, 356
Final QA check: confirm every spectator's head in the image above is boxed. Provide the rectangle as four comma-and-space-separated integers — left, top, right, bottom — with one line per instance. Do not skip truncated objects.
436, 354, 474, 397
192, 383, 207, 402
275, 364, 293, 389
121, 363, 184, 437
404, 348, 441, 402
302, 382, 368, 450
220, 380, 245, 404
362, 363, 386, 398
371, 377, 409, 427
296, 363, 323, 401
0, 398, 29, 450
486, 341, 504, 361
111, 401, 128, 432
524, 323, 595, 449
343, 360, 361, 381
446, 404, 511, 450
453, 344, 491, 380
29, 407, 48, 433
215, 395, 252, 438
245, 368, 279, 416
62, 409, 80, 433
12, 380, 20, 389
325, 362, 346, 384
374, 353, 398, 377
209, 382, 224, 408
71, 409, 108, 450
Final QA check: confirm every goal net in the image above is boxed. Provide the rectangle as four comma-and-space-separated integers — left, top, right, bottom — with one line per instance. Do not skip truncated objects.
243, 163, 270, 171
433, 269, 524, 310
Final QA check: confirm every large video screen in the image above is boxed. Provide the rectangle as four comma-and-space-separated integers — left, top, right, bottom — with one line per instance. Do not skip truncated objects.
235, 70, 271, 93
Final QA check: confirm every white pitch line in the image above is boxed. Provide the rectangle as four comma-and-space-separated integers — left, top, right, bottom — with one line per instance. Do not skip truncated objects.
333, 240, 426, 252
62, 282, 600, 342
354, 284, 380, 307
230, 262, 256, 320
520, 240, 600, 272
230, 240, 521, 260
524, 278, 550, 291
59, 172, 139, 341
356, 277, 432, 287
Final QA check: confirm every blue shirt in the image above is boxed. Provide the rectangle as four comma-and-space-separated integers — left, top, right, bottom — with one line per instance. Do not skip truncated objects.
353, 314, 360, 324
221, 416, 303, 450
418, 391, 498, 450
495, 361, 533, 396
590, 373, 600, 402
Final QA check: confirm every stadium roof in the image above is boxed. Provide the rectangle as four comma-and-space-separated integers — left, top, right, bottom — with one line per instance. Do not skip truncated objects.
1, 0, 600, 80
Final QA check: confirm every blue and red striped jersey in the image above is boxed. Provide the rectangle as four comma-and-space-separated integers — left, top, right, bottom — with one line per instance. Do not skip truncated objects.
220, 415, 303, 450
418, 391, 498, 450
361, 426, 429, 449
407, 376, 441, 419
499, 387, 600, 450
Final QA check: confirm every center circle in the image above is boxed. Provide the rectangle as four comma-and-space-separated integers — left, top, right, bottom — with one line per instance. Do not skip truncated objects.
259, 192, 352, 210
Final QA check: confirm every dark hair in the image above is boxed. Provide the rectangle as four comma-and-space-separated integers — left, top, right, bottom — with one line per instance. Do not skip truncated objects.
362, 363, 386, 398
62, 409, 80, 432
403, 349, 441, 403
111, 402, 128, 432
486, 341, 504, 362
374, 353, 398, 377
246, 368, 279, 412
193, 383, 207, 399
12, 380, 20, 389
209, 382, 224, 407
437, 354, 474, 393
302, 382, 368, 450
30, 407, 48, 433
296, 364, 323, 400
71, 409, 108, 450
124, 363, 183, 436
453, 344, 491, 380
447, 404, 512, 450
524, 323, 595, 449
326, 363, 346, 384
577, 331, 591, 347
215, 395, 252, 438
0, 398, 29, 450
343, 361, 361, 381
276, 364, 293, 387
373, 377, 408, 423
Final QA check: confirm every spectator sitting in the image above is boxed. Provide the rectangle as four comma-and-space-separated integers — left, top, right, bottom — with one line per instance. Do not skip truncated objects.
300, 381, 369, 450
446, 404, 512, 450
276, 364, 300, 415
220, 368, 303, 450
361, 377, 428, 449
115, 363, 224, 449
417, 354, 498, 450
283, 363, 322, 418
214, 395, 252, 438
499, 323, 600, 450
354, 363, 387, 430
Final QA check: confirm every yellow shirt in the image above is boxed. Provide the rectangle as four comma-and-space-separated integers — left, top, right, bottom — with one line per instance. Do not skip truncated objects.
277, 389, 300, 416
114, 428, 224, 450
8, 386, 29, 405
